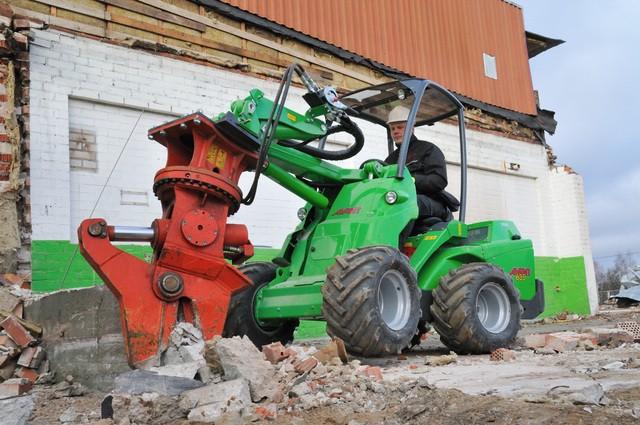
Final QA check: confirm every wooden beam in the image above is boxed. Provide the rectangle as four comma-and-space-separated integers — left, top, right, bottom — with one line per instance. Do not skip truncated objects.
133, 0, 379, 84
109, 12, 290, 68
13, 6, 106, 37
33, 0, 111, 21
102, 0, 206, 32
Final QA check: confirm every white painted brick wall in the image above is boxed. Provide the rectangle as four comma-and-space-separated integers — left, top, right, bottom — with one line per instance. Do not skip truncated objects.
28, 29, 596, 309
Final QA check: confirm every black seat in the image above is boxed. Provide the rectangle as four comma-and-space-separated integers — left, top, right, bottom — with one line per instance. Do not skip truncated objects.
410, 212, 451, 236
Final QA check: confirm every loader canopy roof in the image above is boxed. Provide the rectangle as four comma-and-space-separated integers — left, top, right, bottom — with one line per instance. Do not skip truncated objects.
340, 79, 462, 127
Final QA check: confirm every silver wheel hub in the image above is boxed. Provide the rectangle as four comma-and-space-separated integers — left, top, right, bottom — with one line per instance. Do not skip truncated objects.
476, 282, 511, 333
377, 269, 411, 331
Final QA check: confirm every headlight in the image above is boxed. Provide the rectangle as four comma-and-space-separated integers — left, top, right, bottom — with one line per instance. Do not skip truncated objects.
385, 191, 398, 204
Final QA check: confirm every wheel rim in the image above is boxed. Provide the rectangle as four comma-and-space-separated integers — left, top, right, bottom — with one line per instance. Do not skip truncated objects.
475, 282, 511, 333
377, 269, 412, 331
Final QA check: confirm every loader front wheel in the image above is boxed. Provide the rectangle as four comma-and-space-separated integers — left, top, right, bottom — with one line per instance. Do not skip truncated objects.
430, 263, 521, 354
322, 246, 421, 356
223, 262, 298, 348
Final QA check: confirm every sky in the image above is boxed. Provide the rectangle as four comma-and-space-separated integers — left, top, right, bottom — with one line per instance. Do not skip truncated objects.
516, 1, 640, 267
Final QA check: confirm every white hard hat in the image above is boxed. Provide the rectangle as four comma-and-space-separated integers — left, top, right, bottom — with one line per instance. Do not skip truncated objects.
387, 105, 410, 124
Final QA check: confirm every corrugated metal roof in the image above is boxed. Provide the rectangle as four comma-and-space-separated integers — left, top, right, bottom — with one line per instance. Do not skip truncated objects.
221, 0, 537, 115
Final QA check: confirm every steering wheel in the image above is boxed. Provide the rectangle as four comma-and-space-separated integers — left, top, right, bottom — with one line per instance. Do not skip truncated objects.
359, 159, 388, 169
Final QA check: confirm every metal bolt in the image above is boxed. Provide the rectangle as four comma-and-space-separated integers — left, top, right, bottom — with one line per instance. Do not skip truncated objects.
180, 123, 187, 129
158, 272, 183, 296
193, 118, 201, 125
159, 130, 166, 136
88, 222, 104, 237
148, 134, 154, 140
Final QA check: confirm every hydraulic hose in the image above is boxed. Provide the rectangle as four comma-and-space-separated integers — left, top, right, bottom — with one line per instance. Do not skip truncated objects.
277, 116, 365, 161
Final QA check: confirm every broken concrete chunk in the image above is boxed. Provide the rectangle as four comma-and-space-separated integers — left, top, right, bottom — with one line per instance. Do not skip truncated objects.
111, 392, 187, 424
0, 378, 32, 399
149, 361, 201, 380
548, 382, 605, 406
0, 395, 34, 425
0, 316, 34, 348
602, 361, 625, 371
205, 336, 276, 402
180, 378, 252, 423
162, 322, 206, 367
113, 369, 204, 396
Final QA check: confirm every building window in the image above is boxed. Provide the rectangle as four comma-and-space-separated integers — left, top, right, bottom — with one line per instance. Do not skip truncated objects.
483, 53, 498, 80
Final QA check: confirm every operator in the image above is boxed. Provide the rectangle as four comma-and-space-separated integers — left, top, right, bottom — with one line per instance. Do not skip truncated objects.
384, 105, 451, 221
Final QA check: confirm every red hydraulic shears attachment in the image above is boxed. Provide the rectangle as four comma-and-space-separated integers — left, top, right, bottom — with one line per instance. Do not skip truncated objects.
78, 113, 258, 367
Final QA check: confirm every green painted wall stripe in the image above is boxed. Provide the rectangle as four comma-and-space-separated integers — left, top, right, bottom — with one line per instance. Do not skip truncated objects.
31, 241, 280, 292
32, 242, 591, 328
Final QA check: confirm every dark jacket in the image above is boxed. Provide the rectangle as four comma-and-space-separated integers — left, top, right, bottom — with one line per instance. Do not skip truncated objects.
385, 135, 448, 197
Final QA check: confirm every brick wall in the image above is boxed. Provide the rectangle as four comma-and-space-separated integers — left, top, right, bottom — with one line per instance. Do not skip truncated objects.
27, 28, 597, 311
0, 4, 31, 277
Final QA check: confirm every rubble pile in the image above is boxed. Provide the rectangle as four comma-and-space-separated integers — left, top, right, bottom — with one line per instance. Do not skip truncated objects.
520, 326, 639, 353
105, 330, 439, 423
0, 274, 48, 399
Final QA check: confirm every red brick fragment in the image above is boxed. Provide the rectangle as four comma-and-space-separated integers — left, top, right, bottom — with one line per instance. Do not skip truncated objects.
262, 342, 289, 364
590, 328, 634, 347
0, 333, 18, 349
617, 321, 640, 341
0, 3, 13, 19
490, 348, 516, 362
284, 347, 298, 360
254, 405, 277, 420
544, 332, 593, 353
362, 365, 383, 381
0, 316, 35, 348
0, 273, 23, 286
17, 346, 36, 367
12, 19, 31, 30
293, 357, 318, 374
0, 378, 32, 398
15, 367, 38, 383
523, 333, 547, 349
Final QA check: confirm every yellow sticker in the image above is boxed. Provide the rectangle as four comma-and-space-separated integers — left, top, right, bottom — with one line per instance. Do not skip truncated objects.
458, 223, 462, 235
206, 145, 227, 169
287, 112, 297, 122
424, 235, 437, 241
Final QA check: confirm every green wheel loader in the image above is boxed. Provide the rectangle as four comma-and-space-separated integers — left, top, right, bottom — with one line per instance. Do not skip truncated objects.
217, 64, 545, 355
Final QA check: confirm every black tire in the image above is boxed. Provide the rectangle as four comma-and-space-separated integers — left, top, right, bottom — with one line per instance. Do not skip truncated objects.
322, 246, 421, 356
223, 262, 298, 348
430, 263, 521, 354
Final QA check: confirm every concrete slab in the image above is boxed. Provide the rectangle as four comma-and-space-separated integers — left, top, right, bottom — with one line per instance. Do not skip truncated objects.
24, 285, 130, 391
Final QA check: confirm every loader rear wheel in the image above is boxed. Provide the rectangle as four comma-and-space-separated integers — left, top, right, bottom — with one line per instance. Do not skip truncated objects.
322, 246, 421, 356
430, 263, 521, 354
223, 262, 298, 348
